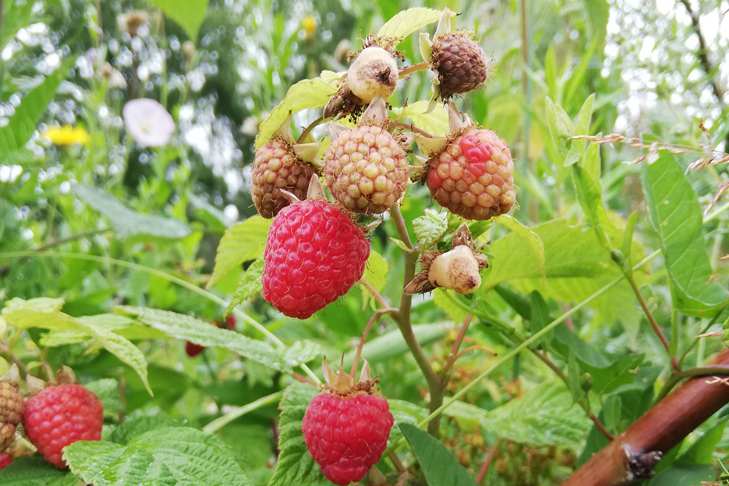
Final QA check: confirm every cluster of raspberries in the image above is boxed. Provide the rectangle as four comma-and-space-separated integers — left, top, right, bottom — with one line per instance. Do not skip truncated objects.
0, 380, 103, 470
246, 16, 515, 486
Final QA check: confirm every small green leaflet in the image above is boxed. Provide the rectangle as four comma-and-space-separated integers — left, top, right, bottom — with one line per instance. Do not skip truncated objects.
209, 216, 271, 288
149, 0, 208, 41
226, 259, 264, 315
1, 298, 151, 394
377, 7, 442, 42
0, 457, 77, 486
400, 423, 478, 486
75, 185, 191, 240
116, 306, 289, 371
394, 101, 449, 137
413, 208, 448, 248
268, 383, 330, 486
255, 74, 341, 148
642, 154, 728, 316
64, 427, 251, 486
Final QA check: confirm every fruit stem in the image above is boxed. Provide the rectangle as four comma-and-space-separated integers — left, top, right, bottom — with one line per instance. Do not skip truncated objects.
475, 439, 501, 484
203, 391, 283, 434
389, 121, 437, 139
399, 62, 430, 78
439, 314, 473, 382
390, 204, 444, 436
350, 307, 398, 379
297, 115, 328, 143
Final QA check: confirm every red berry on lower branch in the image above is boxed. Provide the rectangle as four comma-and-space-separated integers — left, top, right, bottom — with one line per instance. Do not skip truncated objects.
303, 387, 393, 485
185, 341, 205, 357
0, 452, 12, 469
262, 199, 370, 319
23, 384, 103, 469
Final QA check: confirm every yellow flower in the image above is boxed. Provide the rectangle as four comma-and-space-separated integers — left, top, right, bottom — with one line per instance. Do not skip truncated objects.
301, 16, 317, 39
42, 125, 91, 146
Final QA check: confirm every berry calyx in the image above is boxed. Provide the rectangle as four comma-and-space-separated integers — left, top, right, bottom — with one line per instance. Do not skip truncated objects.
426, 128, 515, 220
23, 384, 103, 469
0, 452, 12, 469
346, 46, 398, 103
431, 32, 488, 99
303, 363, 393, 485
252, 137, 315, 218
262, 196, 370, 319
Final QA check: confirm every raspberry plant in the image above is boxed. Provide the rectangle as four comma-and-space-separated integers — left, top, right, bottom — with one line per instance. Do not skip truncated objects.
0, 2, 728, 486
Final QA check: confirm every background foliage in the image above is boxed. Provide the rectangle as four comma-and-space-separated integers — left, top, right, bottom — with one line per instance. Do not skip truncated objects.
0, 0, 727, 484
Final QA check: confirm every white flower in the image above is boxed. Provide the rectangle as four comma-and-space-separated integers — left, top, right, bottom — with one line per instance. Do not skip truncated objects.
123, 98, 175, 147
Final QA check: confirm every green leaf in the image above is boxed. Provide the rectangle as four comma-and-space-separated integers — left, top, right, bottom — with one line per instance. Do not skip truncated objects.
283, 341, 322, 368
0, 0, 35, 50
255, 74, 341, 148
394, 101, 449, 137
85, 378, 123, 419
413, 209, 448, 248
572, 162, 611, 250
582, 0, 609, 49
269, 383, 329, 486
361, 250, 388, 297
75, 185, 190, 240
64, 427, 251, 486
149, 0, 208, 41
209, 216, 272, 288
479, 382, 591, 448
677, 419, 727, 465
2, 298, 151, 394
399, 423, 477, 486
642, 154, 729, 316
433, 289, 470, 323
377, 7, 442, 41
116, 306, 287, 371
0, 457, 77, 486
483, 216, 544, 290
647, 465, 714, 486
0, 61, 70, 153
226, 259, 264, 315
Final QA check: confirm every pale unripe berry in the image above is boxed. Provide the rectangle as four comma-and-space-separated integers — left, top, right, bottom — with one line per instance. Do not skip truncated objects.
346, 47, 398, 102
427, 245, 481, 294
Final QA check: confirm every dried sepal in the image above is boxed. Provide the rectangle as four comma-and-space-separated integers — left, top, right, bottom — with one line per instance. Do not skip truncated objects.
415, 133, 449, 157
292, 142, 320, 163
360, 97, 389, 126
305, 174, 326, 201
434, 8, 457, 37
419, 32, 433, 64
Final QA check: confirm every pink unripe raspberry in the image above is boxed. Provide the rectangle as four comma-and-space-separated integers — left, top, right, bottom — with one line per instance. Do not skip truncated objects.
262, 199, 370, 318
427, 128, 515, 220
23, 384, 103, 469
324, 126, 408, 214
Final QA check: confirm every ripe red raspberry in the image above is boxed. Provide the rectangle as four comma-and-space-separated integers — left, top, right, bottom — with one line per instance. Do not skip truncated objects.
23, 384, 103, 469
431, 33, 489, 99
324, 126, 408, 214
262, 199, 370, 318
0, 382, 23, 425
303, 392, 393, 485
0, 452, 12, 469
426, 128, 515, 220
252, 137, 314, 218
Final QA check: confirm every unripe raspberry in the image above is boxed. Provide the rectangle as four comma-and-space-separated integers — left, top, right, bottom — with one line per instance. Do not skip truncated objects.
252, 137, 314, 218
262, 199, 370, 319
23, 384, 103, 469
346, 46, 398, 103
324, 126, 408, 214
302, 365, 393, 485
426, 128, 514, 220
432, 33, 488, 99
0, 423, 15, 452
428, 245, 481, 293
0, 382, 23, 425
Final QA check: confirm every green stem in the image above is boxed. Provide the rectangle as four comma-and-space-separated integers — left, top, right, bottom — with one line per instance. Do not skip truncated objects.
390, 205, 443, 436
418, 249, 660, 429
203, 391, 282, 434
0, 250, 321, 385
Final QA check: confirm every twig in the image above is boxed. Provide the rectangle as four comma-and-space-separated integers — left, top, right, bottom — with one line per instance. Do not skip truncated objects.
387, 450, 407, 475
390, 205, 443, 436
475, 440, 501, 484
624, 273, 679, 371
350, 307, 397, 378
440, 314, 473, 381
399, 61, 430, 78
389, 121, 437, 139
360, 278, 393, 310
203, 391, 282, 434
297, 115, 327, 143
